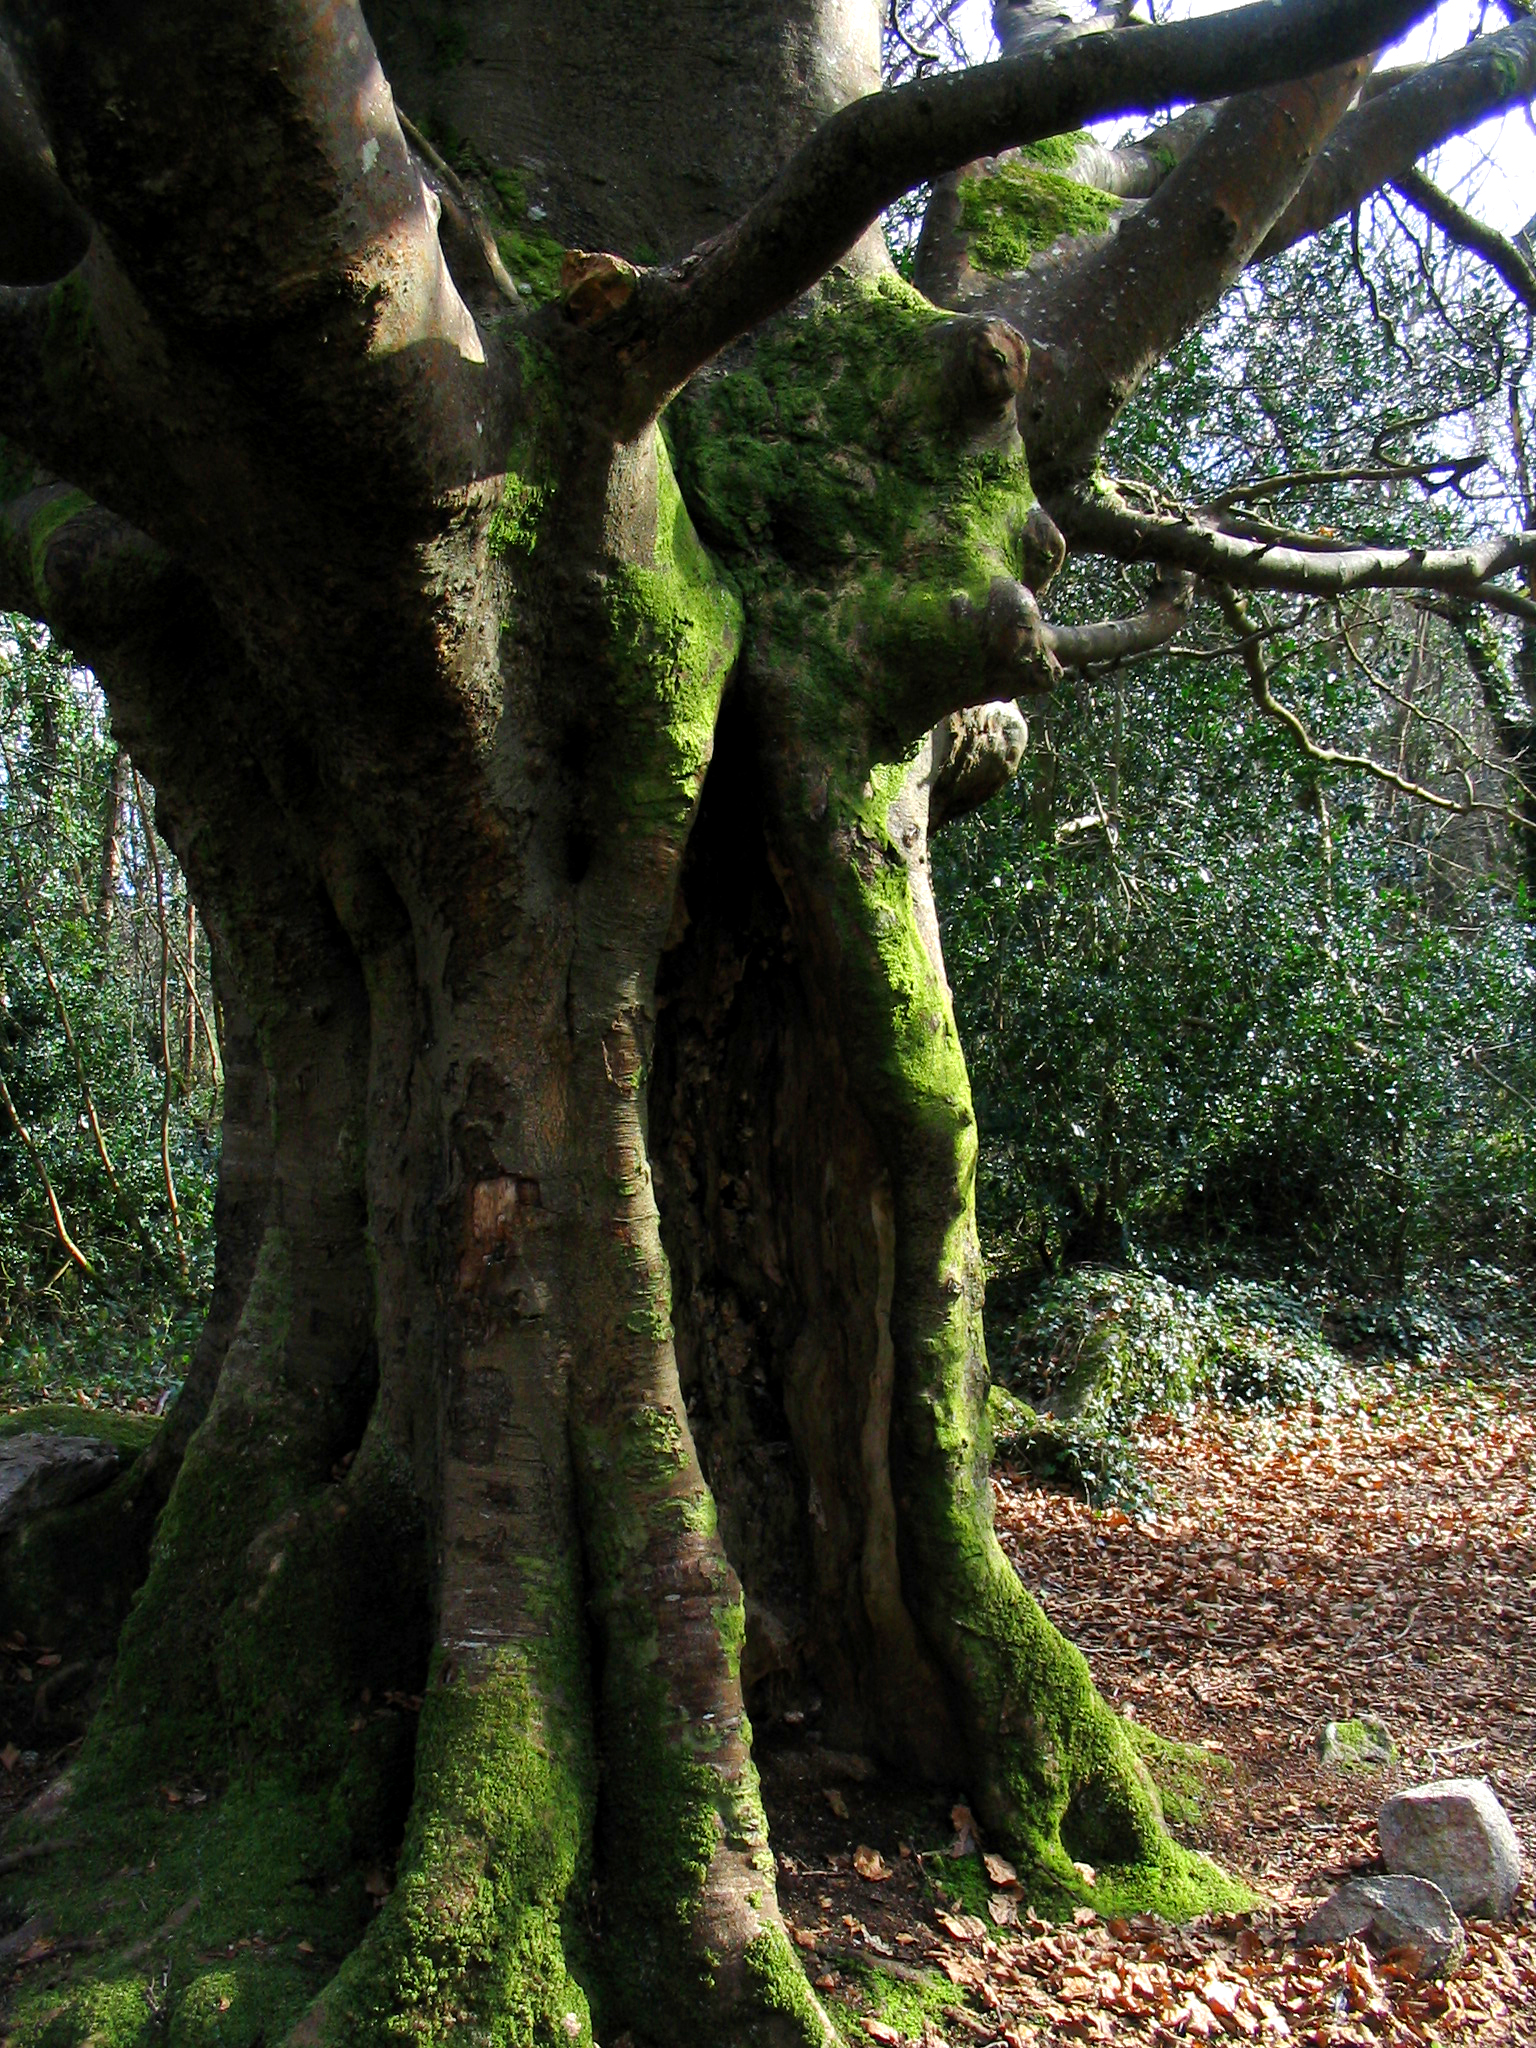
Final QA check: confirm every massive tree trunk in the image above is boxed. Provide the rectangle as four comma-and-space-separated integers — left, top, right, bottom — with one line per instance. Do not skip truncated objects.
0, 0, 1526, 2041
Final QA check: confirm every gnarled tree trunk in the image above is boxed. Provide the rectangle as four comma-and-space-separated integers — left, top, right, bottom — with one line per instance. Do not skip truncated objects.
2, 0, 1524, 2040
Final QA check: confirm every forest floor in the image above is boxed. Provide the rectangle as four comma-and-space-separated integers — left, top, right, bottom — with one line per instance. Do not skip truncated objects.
3, 1354, 1533, 2043
765, 1356, 1536, 2046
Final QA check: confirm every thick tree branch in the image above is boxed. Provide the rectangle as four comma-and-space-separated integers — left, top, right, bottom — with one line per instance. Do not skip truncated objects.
1057, 482, 1536, 624
0, 463, 168, 643
0, 3, 497, 512
1392, 165, 1536, 309
1007, 58, 1374, 491
581, 0, 1435, 427
1254, 19, 1536, 262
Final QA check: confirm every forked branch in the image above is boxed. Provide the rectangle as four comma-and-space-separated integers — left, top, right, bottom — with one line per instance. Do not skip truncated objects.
1255, 18, 1536, 262
597, 0, 1436, 422
1216, 585, 1529, 824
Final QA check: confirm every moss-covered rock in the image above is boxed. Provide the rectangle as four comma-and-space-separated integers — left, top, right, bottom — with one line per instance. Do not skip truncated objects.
0, 1405, 160, 1455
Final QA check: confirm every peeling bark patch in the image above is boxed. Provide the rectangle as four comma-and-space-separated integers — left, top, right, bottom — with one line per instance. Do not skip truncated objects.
457, 1174, 545, 1301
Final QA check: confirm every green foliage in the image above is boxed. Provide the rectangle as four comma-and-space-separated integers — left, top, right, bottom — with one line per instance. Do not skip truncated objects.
488, 168, 565, 306
1003, 1266, 1355, 1435
934, 212, 1535, 1294
0, 622, 217, 1406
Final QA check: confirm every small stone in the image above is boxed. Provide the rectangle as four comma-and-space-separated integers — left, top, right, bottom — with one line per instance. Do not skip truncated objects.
0, 1433, 121, 1536
1300, 1875, 1464, 1976
1378, 1779, 1524, 1919
1315, 1715, 1396, 1769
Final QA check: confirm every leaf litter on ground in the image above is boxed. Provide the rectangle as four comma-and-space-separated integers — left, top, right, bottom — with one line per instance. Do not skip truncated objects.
765, 1355, 1535, 2045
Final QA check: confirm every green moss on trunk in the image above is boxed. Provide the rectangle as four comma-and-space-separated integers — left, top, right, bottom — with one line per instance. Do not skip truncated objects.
957, 162, 1121, 274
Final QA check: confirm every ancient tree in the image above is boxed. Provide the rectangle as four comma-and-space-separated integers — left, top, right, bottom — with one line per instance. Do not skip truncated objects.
1, 1, 1533, 2042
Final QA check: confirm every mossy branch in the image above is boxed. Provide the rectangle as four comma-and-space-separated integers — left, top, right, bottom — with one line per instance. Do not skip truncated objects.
581, 0, 1435, 426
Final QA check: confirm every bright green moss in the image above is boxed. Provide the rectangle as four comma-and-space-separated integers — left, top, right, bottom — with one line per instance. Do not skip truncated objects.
958, 162, 1120, 274
598, 430, 743, 839
4, 1338, 431, 2044
834, 1958, 957, 2045
742, 1928, 828, 2046
1124, 1722, 1234, 1829
25, 488, 94, 599
487, 168, 565, 304
488, 476, 546, 559
1018, 130, 1091, 170
673, 274, 1037, 758
489, 337, 563, 562
668, 271, 1242, 1919
28, 1978, 156, 2048
318, 1639, 597, 2048
169, 1971, 258, 2048
677, 274, 1022, 575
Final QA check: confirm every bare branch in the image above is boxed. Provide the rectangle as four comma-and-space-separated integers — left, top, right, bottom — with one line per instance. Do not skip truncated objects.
1392, 166, 1536, 310
1255, 19, 1536, 262
1043, 571, 1195, 669
1212, 457, 1486, 508
1056, 481, 1536, 624
0, 737, 125, 1207
589, 0, 1437, 426
1215, 585, 1528, 824
0, 1073, 94, 1276
939, 58, 1376, 492
1339, 609, 1530, 787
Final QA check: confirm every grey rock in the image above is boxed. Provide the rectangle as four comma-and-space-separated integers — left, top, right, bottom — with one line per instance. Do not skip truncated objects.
0, 1432, 121, 1537
1379, 1779, 1524, 1919
1300, 1874, 1464, 1976
1315, 1715, 1397, 1769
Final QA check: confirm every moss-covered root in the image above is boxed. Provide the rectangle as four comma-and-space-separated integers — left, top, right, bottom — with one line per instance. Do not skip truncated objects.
568, 1245, 833, 2048
561, 1035, 830, 2046
771, 756, 1235, 1919
0, 1422, 432, 2048
290, 1637, 597, 2048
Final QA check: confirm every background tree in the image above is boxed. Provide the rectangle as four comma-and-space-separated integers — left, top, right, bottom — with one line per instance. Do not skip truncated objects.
0, 623, 221, 1337
1, 3, 1534, 2044
938, 199, 1536, 1285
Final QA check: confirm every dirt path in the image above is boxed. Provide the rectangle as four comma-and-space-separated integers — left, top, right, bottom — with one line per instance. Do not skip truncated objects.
766, 1365, 1536, 2045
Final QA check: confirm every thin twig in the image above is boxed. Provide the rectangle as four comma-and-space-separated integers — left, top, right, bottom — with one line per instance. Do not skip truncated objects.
0, 737, 125, 1204
1215, 586, 1533, 827
1211, 457, 1485, 509
0, 1074, 93, 1276
1339, 616, 1530, 789
1394, 165, 1536, 312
